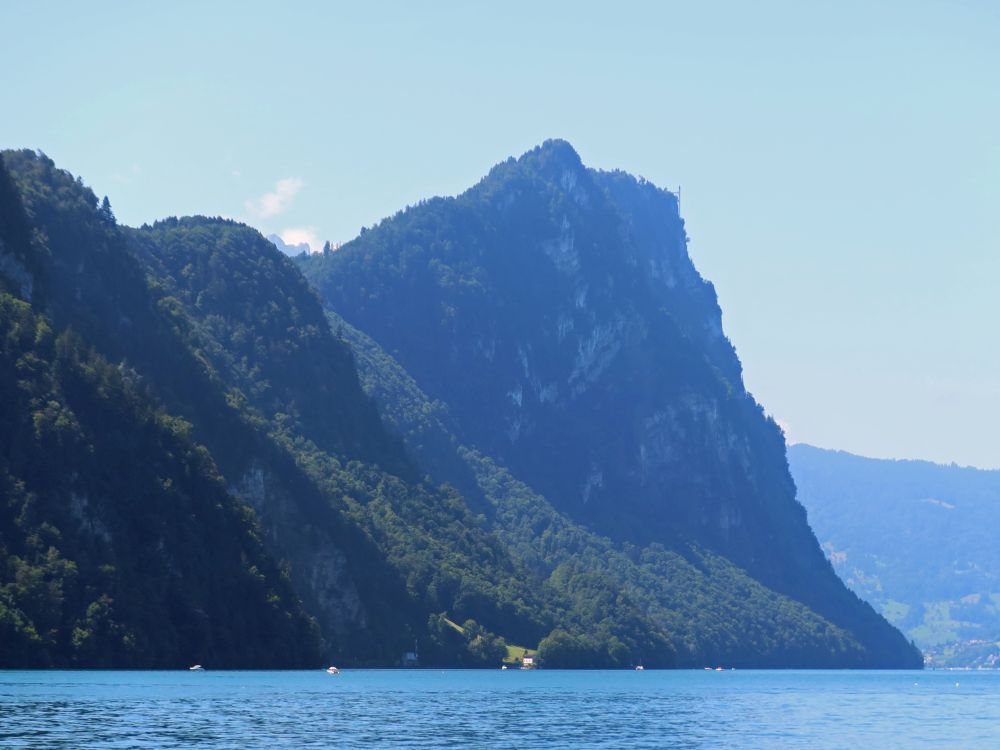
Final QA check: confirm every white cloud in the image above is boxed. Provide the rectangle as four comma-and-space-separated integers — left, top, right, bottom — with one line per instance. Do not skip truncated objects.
279, 227, 319, 254
245, 177, 303, 218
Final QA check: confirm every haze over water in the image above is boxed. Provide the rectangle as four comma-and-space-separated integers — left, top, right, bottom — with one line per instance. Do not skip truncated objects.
2, 669, 997, 749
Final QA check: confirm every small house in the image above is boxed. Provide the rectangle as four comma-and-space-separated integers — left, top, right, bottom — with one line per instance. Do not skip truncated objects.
401, 639, 419, 667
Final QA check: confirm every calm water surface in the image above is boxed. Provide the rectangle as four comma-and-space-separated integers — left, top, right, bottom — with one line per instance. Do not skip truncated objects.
1, 669, 997, 749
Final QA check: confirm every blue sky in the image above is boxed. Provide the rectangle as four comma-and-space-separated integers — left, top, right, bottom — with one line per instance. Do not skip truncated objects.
2, 1, 997, 468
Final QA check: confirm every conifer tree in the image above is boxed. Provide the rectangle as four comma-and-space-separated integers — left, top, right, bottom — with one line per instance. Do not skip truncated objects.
99, 195, 116, 225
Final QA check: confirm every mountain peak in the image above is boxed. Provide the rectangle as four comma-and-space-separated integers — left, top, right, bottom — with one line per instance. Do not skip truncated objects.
470, 139, 590, 205
268, 233, 312, 256
527, 138, 582, 164
519, 138, 585, 180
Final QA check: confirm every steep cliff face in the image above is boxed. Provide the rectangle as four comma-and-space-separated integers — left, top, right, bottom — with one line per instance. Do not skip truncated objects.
317, 310, 898, 667
300, 140, 920, 666
301, 141, 794, 572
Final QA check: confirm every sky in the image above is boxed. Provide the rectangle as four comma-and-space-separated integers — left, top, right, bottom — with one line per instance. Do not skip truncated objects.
1, 0, 997, 468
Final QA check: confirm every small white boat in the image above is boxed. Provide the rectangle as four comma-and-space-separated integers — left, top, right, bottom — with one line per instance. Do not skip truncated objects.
326, 666, 340, 675
715, 667, 724, 672
635, 666, 645, 671
501, 665, 508, 670
189, 665, 204, 671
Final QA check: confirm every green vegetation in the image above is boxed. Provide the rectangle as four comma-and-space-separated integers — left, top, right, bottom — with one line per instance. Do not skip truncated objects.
883, 600, 912, 624
422, 614, 508, 665
0, 291, 320, 667
503, 644, 532, 665
0, 151, 549, 667
790, 443, 1000, 660
910, 603, 964, 648
1, 143, 921, 669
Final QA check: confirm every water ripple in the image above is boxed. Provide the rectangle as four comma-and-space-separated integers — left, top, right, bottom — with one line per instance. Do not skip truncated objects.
1, 670, 997, 749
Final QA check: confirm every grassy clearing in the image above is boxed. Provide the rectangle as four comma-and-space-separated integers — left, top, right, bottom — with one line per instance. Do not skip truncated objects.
882, 600, 911, 624
503, 644, 536, 665
443, 615, 532, 665
443, 617, 465, 635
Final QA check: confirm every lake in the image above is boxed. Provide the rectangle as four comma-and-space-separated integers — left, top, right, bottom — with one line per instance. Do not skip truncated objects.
1, 669, 997, 748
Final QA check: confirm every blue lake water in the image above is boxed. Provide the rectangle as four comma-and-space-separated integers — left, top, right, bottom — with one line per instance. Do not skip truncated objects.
1, 669, 997, 749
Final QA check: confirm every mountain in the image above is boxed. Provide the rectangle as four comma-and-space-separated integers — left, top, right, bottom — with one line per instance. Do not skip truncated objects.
124, 214, 561, 663
298, 139, 920, 668
267, 233, 311, 256
0, 150, 552, 667
788, 443, 1000, 661
1, 143, 920, 668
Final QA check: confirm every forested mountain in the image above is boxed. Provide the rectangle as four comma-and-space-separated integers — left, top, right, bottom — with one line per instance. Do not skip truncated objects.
299, 140, 920, 668
124, 214, 558, 662
0, 156, 319, 667
1, 143, 920, 668
789, 443, 1000, 662
0, 150, 545, 667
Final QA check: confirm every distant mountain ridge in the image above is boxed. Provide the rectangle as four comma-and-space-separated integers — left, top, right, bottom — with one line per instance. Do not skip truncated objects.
267, 233, 311, 256
789, 443, 1000, 660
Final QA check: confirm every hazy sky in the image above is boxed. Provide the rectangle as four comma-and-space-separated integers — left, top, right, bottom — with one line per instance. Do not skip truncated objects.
2, 1, 997, 468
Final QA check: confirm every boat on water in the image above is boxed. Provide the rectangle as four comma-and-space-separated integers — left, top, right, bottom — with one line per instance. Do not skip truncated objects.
635, 665, 645, 671
189, 665, 204, 671
326, 666, 340, 675
501, 665, 508, 670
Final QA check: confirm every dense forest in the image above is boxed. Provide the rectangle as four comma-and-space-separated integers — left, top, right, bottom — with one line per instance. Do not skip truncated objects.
0, 145, 921, 668
0, 151, 541, 666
